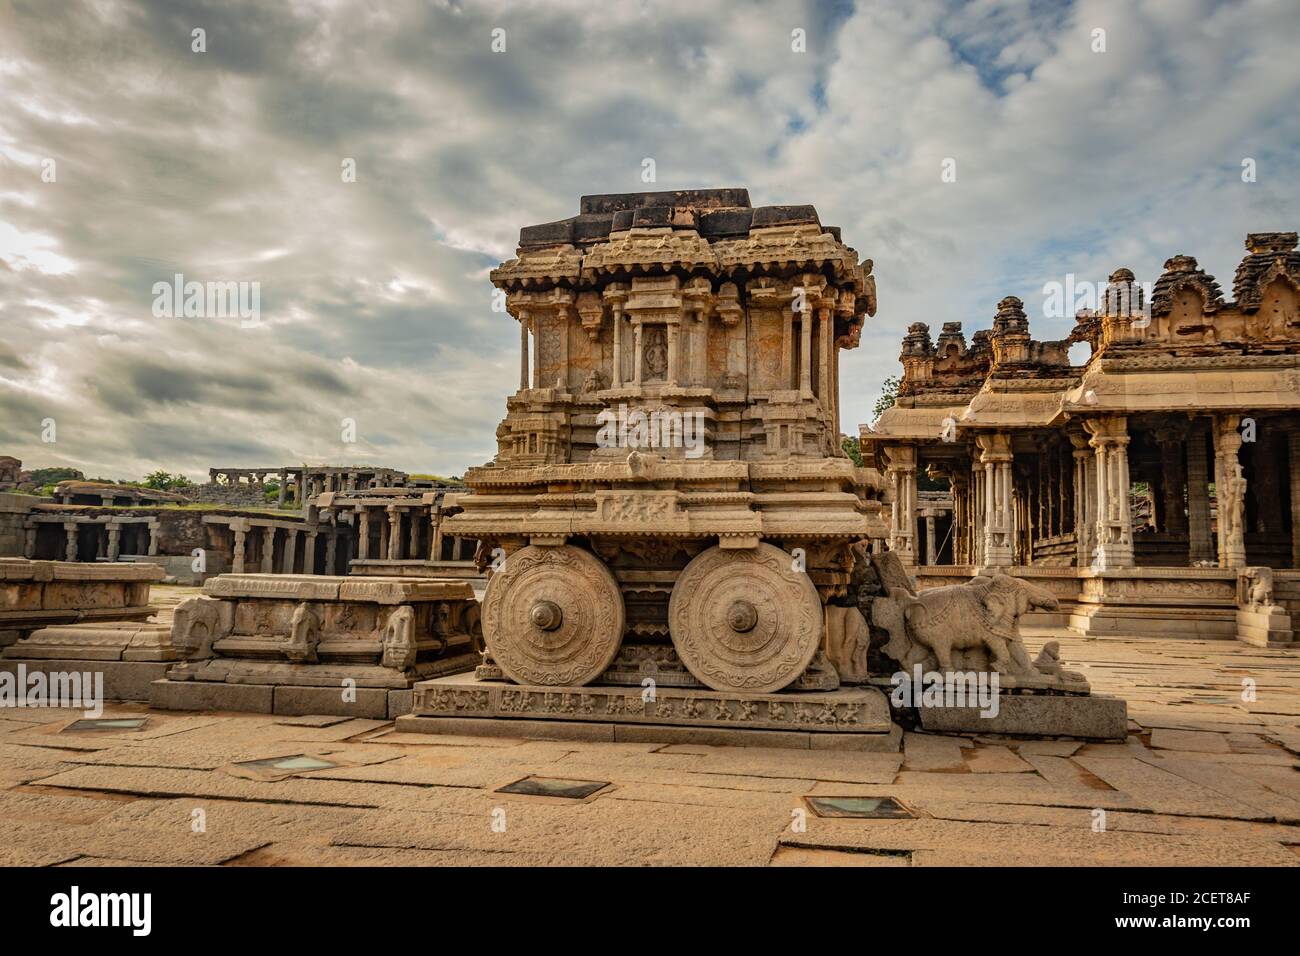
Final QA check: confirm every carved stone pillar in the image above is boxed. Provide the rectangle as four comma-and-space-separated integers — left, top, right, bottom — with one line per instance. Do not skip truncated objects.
1085, 416, 1134, 569
885, 445, 917, 566
277, 470, 287, 508
976, 433, 1014, 568
799, 309, 813, 395
522, 312, 538, 390
818, 308, 832, 407
409, 510, 421, 560
1070, 434, 1093, 566
357, 509, 370, 561
63, 523, 78, 562
107, 522, 121, 562
780, 306, 793, 389
387, 505, 402, 561
971, 458, 985, 566
924, 513, 937, 566
666, 322, 679, 387
555, 302, 570, 389
305, 531, 318, 575
950, 474, 969, 565
1035, 454, 1046, 545
23, 526, 36, 558
1187, 424, 1213, 564
282, 529, 298, 574
517, 314, 527, 390
232, 529, 246, 573
1213, 414, 1246, 569
261, 527, 275, 573
611, 306, 623, 387
1155, 425, 1187, 534
1291, 430, 1300, 568
324, 529, 337, 575
431, 508, 444, 562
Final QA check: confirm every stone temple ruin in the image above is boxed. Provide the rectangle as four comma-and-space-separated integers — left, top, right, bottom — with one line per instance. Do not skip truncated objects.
0, 461, 470, 585
862, 232, 1300, 649
25, 192, 1300, 751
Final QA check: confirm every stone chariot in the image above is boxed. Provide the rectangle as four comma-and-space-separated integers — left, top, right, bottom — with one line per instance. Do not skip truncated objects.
441, 189, 887, 704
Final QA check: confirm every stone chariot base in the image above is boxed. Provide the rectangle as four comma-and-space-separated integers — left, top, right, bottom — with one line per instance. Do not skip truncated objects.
150, 652, 479, 719
912, 692, 1128, 740
395, 672, 901, 751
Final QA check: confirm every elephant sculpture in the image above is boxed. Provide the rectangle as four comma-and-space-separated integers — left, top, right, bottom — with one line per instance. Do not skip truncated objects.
283, 603, 321, 663
171, 596, 232, 661
873, 572, 1059, 677
381, 605, 418, 671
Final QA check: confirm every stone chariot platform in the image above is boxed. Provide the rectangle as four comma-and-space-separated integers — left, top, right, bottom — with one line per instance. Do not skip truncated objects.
396, 672, 899, 751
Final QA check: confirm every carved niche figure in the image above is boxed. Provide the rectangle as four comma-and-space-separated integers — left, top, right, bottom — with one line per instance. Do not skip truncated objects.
643, 327, 668, 380
1225, 463, 1248, 543
873, 572, 1059, 676
822, 605, 870, 683
825, 547, 911, 682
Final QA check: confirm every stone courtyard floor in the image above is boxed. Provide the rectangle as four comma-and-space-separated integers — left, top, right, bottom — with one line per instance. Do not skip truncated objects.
1, 586, 1298, 867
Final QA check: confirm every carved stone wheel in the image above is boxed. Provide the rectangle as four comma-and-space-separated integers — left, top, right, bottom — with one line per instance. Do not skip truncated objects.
481, 545, 625, 687
668, 543, 823, 694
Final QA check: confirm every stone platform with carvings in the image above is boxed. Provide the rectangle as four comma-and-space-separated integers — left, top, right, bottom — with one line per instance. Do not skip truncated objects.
151, 573, 481, 719
0, 559, 169, 699
399, 671, 897, 750
0, 557, 161, 646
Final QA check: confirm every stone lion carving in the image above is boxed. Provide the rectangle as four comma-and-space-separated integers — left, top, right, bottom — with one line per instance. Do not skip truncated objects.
874, 572, 1059, 676
1239, 566, 1275, 611
381, 605, 418, 670
283, 602, 321, 663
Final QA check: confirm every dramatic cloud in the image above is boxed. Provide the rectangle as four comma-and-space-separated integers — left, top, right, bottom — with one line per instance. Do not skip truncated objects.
1, 0, 1297, 480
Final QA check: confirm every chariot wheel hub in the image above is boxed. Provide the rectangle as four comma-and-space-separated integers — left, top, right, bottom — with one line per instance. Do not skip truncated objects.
530, 600, 563, 631
726, 600, 758, 633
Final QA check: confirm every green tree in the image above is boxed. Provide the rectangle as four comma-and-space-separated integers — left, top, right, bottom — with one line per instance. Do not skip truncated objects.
872, 375, 900, 422
840, 435, 863, 466
142, 470, 173, 490
142, 470, 194, 491
27, 467, 83, 486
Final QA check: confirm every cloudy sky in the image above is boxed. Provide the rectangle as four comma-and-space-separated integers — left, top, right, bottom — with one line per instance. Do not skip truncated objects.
1, 0, 1297, 482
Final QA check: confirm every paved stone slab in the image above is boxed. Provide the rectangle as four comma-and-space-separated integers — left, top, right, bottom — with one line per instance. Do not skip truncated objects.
902, 733, 967, 771
964, 744, 1035, 774
1073, 755, 1273, 820
1149, 727, 1233, 753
